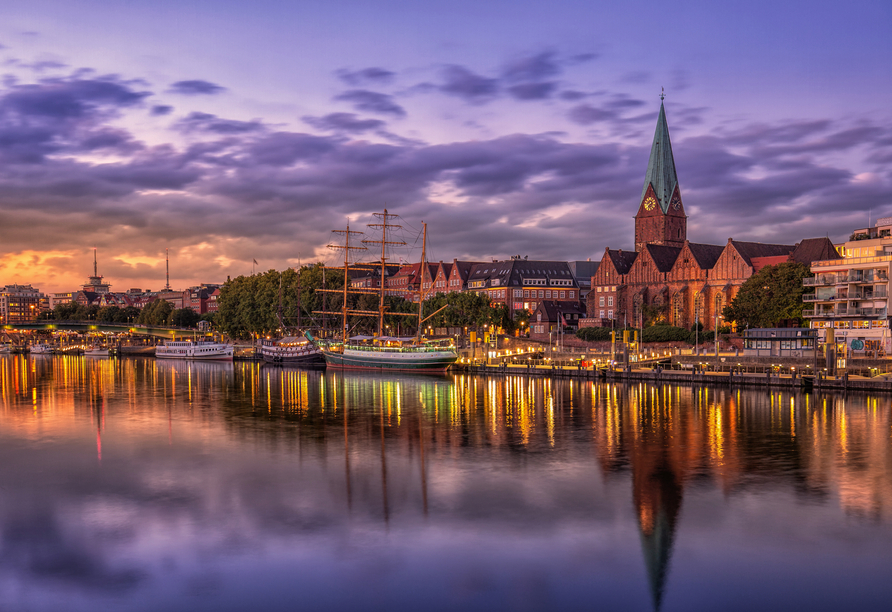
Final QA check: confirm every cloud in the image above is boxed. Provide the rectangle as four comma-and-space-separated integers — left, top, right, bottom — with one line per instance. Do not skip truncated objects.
176, 112, 264, 134
336, 67, 396, 86
567, 104, 617, 125
438, 65, 499, 103
501, 51, 561, 82
507, 82, 558, 101
303, 112, 386, 133
150, 104, 173, 116
333, 89, 406, 117
0, 69, 889, 292
168, 79, 226, 95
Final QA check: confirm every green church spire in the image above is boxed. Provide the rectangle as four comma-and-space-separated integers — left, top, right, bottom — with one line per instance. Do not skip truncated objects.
640, 101, 679, 214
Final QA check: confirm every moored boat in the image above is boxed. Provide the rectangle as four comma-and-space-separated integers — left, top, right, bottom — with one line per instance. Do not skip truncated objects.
30, 343, 55, 355
307, 333, 457, 371
84, 346, 110, 357
309, 212, 458, 372
258, 337, 324, 365
155, 340, 233, 361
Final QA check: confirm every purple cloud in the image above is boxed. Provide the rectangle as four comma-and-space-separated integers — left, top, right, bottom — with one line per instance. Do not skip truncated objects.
303, 112, 386, 133
168, 80, 226, 95
150, 104, 173, 116
336, 67, 396, 86
333, 89, 406, 117
438, 65, 499, 103
176, 112, 263, 134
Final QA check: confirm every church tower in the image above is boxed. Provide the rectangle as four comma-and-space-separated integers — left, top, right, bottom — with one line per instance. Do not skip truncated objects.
634, 99, 687, 252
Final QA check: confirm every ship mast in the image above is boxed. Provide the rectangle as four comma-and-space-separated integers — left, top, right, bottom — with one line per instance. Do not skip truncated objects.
363, 209, 405, 337
416, 222, 426, 342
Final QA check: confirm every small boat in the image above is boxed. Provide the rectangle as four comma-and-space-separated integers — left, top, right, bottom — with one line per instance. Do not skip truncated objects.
155, 340, 233, 361
84, 346, 110, 357
0, 343, 12, 354
30, 344, 55, 355
258, 336, 324, 365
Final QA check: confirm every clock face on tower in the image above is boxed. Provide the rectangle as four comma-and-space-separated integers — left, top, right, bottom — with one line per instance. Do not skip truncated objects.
671, 193, 681, 210
643, 196, 657, 211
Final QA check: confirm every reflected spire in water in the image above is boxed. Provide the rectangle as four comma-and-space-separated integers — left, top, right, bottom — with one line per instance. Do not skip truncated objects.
629, 385, 687, 611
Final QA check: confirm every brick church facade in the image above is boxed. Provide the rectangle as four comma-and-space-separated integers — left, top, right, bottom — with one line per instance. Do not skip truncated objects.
585, 100, 839, 331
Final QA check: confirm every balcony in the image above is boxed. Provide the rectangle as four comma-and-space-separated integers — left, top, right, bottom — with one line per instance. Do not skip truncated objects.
802, 307, 888, 318
803, 276, 839, 286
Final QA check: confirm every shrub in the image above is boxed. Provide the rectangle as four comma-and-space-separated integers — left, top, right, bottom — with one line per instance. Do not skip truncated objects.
576, 326, 612, 341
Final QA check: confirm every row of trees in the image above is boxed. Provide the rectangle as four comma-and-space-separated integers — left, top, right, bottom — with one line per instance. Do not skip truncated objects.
214, 265, 520, 338
39, 300, 209, 328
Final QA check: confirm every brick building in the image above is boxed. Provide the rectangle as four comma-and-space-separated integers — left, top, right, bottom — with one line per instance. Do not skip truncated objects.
585, 100, 839, 331
465, 258, 581, 314
0, 284, 41, 324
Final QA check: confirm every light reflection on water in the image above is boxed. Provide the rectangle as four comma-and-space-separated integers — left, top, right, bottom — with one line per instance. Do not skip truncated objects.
0, 354, 891, 612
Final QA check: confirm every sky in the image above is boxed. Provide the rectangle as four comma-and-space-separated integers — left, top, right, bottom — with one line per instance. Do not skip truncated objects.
0, 0, 890, 293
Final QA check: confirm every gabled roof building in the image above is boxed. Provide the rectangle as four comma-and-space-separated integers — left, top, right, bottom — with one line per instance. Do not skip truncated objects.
585, 99, 840, 330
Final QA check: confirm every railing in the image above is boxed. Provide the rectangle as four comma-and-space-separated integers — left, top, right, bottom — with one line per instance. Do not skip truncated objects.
813, 254, 892, 267
804, 307, 889, 318
803, 276, 836, 286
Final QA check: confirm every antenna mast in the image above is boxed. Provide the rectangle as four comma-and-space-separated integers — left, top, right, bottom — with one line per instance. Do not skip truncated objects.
363, 209, 405, 337
165, 248, 171, 291
93, 248, 98, 277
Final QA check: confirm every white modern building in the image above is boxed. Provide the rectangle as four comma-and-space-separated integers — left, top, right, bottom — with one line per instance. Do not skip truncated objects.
804, 219, 892, 355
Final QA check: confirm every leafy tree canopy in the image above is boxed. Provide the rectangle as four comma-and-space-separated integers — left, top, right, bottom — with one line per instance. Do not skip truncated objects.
722, 262, 812, 329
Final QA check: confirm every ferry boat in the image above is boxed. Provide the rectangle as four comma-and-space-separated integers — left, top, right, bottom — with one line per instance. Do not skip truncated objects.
84, 346, 110, 357
0, 343, 12, 354
155, 340, 233, 361
258, 337, 324, 365
30, 344, 55, 355
308, 213, 458, 372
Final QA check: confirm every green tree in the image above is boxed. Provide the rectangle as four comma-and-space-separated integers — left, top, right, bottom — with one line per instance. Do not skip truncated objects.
723, 262, 813, 329
170, 307, 201, 328
138, 299, 174, 325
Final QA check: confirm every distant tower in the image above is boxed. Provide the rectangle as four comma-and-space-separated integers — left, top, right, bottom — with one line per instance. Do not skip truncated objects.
634, 97, 687, 251
164, 248, 171, 292
83, 248, 111, 294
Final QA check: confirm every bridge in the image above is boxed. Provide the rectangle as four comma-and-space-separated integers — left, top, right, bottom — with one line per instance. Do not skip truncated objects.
2, 321, 213, 339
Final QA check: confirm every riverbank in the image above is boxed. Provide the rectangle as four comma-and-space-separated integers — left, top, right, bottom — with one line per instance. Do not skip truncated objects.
453, 361, 892, 391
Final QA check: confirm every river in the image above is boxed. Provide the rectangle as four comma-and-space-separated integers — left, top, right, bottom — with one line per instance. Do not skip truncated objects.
0, 355, 890, 611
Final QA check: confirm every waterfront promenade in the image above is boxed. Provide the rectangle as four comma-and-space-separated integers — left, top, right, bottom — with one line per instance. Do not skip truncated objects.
455, 360, 892, 391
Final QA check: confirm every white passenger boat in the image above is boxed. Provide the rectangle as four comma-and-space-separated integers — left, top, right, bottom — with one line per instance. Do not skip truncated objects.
30, 344, 55, 355
84, 346, 110, 357
155, 340, 233, 361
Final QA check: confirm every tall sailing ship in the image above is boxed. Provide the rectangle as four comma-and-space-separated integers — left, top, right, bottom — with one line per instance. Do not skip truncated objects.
257, 271, 325, 365
306, 210, 458, 372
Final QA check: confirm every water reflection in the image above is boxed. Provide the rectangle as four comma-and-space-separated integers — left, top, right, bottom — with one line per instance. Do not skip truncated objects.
0, 355, 891, 611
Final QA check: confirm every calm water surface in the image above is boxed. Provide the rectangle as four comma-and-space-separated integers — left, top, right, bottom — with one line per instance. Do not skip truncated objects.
0, 355, 890, 611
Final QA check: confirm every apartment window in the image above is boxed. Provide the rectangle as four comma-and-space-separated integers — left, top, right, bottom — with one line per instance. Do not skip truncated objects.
538, 291, 544, 298
607, 296, 613, 307
608, 310, 614, 319
560, 291, 566, 298
546, 291, 551, 298
569, 291, 574, 299
599, 297, 605, 307
524, 290, 530, 298
600, 310, 605, 318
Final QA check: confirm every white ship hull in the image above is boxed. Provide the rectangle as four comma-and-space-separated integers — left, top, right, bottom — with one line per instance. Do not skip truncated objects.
156, 341, 233, 361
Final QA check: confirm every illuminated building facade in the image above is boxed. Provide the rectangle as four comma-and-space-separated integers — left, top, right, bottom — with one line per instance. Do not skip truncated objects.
0, 284, 41, 324
585, 101, 839, 331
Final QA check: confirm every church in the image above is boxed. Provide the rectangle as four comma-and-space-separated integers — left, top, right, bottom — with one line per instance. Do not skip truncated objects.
584, 100, 838, 331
